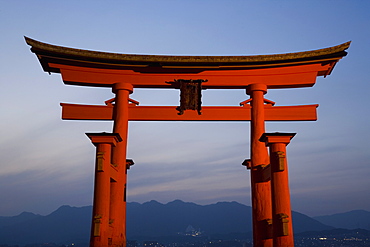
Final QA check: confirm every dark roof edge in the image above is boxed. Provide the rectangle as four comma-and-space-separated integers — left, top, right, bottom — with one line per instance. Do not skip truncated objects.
25, 36, 350, 64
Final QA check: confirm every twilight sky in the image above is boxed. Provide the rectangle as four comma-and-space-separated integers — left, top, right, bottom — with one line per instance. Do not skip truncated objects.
1, 1, 369, 217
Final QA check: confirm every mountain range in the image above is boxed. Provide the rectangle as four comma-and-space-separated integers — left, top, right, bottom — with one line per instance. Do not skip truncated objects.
313, 210, 370, 230
0, 200, 368, 245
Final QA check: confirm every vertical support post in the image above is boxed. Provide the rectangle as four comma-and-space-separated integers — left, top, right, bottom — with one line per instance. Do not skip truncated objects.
260, 132, 296, 247
87, 133, 122, 247
111, 82, 133, 247
125, 159, 135, 202
246, 84, 273, 247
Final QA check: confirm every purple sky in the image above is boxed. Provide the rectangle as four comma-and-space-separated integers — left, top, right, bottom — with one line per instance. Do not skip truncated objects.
1, 1, 369, 217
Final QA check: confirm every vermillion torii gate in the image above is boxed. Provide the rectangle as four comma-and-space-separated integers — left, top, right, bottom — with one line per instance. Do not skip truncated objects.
26, 37, 349, 247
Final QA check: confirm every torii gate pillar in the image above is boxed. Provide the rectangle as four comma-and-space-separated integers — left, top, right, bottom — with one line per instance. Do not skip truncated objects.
246, 84, 273, 246
111, 82, 133, 247
87, 133, 122, 247
260, 133, 296, 247
87, 132, 135, 247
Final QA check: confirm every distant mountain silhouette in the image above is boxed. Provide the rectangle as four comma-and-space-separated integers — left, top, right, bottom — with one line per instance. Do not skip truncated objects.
126, 200, 253, 237
0, 205, 91, 245
126, 200, 332, 238
0, 200, 346, 245
291, 211, 334, 233
0, 211, 40, 228
314, 210, 370, 230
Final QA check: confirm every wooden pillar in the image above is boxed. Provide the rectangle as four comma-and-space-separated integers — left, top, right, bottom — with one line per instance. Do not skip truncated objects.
260, 133, 295, 247
111, 82, 133, 247
125, 159, 135, 202
246, 84, 273, 247
87, 133, 122, 247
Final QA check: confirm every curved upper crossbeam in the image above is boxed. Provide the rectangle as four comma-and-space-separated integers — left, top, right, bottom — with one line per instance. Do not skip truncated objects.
25, 37, 350, 89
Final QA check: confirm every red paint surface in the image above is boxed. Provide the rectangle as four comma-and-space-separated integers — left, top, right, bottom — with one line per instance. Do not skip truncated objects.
261, 133, 295, 247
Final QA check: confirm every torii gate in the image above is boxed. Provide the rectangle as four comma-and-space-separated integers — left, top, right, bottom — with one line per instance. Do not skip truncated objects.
26, 37, 349, 247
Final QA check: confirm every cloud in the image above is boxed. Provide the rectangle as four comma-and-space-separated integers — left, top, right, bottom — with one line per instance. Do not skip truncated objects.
1, 0, 370, 217
0, 168, 93, 216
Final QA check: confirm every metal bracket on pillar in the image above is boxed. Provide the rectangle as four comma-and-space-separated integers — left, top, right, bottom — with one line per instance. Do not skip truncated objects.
277, 213, 290, 236
260, 164, 271, 182
93, 214, 102, 237
262, 218, 273, 239
242, 159, 251, 169
255, 164, 271, 182
126, 159, 135, 170
242, 159, 270, 182
274, 151, 286, 171
96, 152, 105, 171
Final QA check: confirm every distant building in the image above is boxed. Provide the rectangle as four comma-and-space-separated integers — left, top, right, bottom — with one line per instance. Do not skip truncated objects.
184, 225, 203, 237
143, 241, 163, 247
127, 240, 138, 247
